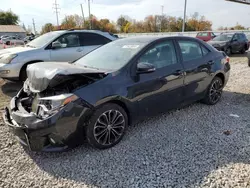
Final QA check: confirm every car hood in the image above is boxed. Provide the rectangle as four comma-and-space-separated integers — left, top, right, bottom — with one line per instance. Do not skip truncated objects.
25, 62, 107, 93
208, 41, 228, 45
0, 46, 35, 56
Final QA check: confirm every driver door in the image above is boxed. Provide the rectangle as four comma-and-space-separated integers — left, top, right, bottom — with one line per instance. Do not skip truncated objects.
49, 33, 84, 62
130, 40, 185, 117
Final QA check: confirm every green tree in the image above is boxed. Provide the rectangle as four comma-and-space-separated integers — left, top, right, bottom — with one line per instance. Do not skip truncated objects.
234, 23, 246, 30
60, 15, 77, 29
0, 10, 19, 25
117, 16, 130, 32
41, 23, 54, 34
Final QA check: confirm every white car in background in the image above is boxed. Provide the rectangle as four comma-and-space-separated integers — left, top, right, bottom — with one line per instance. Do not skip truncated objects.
1, 36, 24, 46
0, 30, 118, 81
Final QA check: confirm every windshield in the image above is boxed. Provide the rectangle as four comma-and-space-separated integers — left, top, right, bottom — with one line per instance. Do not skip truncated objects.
75, 39, 147, 71
213, 34, 233, 42
27, 31, 63, 48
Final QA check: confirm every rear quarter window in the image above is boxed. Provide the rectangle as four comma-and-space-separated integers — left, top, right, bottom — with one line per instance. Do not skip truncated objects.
197, 32, 209, 37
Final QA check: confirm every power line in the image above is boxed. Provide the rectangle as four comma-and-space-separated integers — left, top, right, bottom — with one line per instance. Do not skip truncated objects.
32, 18, 36, 34
53, 0, 60, 27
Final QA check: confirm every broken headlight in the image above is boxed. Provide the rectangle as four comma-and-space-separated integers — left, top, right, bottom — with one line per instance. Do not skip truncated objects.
37, 94, 78, 118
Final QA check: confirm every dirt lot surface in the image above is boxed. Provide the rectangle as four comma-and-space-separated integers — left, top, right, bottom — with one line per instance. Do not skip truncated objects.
1, 55, 250, 188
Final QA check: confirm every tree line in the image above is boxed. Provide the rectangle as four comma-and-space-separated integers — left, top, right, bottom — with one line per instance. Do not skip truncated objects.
0, 10, 248, 34
41, 12, 213, 34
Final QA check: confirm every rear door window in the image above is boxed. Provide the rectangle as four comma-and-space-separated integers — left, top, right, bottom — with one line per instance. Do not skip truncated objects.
178, 40, 203, 62
80, 33, 111, 46
197, 33, 208, 37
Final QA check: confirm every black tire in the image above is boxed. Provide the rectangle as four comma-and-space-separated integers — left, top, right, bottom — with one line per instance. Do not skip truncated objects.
248, 60, 250, 67
19, 66, 28, 81
202, 77, 223, 105
225, 47, 231, 56
241, 47, 246, 54
86, 103, 128, 149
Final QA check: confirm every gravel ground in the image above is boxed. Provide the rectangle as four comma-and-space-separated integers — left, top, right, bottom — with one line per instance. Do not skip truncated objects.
1, 55, 250, 188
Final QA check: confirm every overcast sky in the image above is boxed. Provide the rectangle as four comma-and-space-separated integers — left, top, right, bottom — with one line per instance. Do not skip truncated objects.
2, 0, 250, 32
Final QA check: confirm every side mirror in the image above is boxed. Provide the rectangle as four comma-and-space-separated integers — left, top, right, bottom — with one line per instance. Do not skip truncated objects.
51, 41, 62, 49
137, 62, 155, 74
232, 38, 238, 42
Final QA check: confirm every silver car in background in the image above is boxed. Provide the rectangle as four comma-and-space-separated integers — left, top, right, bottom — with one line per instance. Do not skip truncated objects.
0, 30, 117, 81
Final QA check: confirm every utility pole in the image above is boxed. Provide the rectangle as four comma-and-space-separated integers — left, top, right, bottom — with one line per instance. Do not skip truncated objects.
182, 0, 187, 32
80, 4, 85, 28
160, 5, 164, 32
88, 0, 92, 29
53, 0, 60, 28
32, 18, 36, 34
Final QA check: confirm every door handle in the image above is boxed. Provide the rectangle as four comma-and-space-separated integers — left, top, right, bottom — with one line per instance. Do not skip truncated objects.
207, 60, 215, 65
173, 70, 185, 77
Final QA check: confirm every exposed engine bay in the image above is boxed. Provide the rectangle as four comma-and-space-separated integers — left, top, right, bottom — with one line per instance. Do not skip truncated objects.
20, 73, 106, 115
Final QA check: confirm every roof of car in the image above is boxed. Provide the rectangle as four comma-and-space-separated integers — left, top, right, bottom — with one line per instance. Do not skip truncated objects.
116, 36, 196, 43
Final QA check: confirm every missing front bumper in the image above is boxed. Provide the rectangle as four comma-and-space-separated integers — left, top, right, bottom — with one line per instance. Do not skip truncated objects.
3, 95, 90, 152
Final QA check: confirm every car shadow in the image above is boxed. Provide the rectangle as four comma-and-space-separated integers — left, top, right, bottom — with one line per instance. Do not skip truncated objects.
1, 80, 23, 97
26, 90, 250, 187
230, 51, 250, 58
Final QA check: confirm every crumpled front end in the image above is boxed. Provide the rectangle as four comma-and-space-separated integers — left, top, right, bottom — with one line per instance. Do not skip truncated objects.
3, 62, 107, 151
3, 88, 91, 152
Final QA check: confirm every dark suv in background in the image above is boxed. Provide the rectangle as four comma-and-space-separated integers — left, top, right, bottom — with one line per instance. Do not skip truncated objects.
208, 32, 249, 55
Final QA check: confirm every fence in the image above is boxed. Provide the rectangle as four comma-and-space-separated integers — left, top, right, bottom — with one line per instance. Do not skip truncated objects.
118, 30, 250, 38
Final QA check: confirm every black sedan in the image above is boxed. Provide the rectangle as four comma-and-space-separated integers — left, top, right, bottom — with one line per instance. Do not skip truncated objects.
3, 36, 230, 151
208, 33, 249, 55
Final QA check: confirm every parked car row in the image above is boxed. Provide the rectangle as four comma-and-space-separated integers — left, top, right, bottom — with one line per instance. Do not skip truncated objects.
0, 35, 35, 45
1, 30, 230, 151
196, 31, 249, 55
0, 30, 118, 81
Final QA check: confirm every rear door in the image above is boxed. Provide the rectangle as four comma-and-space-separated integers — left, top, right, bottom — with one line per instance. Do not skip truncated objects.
49, 32, 83, 62
79, 33, 111, 55
176, 39, 213, 101
231, 34, 241, 52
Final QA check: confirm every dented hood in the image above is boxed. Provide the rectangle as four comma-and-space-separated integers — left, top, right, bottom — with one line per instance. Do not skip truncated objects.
25, 62, 106, 93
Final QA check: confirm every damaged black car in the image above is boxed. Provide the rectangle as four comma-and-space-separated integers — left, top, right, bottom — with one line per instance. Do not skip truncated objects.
3, 36, 230, 151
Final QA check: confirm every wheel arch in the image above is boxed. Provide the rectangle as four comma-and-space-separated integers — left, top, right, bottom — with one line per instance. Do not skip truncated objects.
101, 100, 131, 125
215, 72, 225, 85
19, 60, 44, 79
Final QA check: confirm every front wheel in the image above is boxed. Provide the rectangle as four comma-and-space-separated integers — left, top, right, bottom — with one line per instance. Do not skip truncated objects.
86, 103, 128, 149
202, 77, 223, 105
225, 47, 231, 56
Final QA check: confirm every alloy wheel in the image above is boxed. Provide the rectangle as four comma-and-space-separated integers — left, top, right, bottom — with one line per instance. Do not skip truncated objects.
209, 79, 223, 104
93, 110, 125, 146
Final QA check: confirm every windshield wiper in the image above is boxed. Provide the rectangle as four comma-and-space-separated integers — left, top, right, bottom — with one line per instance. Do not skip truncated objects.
83, 65, 100, 70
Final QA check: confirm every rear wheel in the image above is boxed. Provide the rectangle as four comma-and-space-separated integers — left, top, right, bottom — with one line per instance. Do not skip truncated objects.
202, 77, 223, 105
241, 47, 246, 54
86, 103, 128, 149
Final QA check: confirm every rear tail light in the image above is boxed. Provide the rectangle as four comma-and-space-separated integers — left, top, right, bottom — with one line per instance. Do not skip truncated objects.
226, 57, 230, 63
